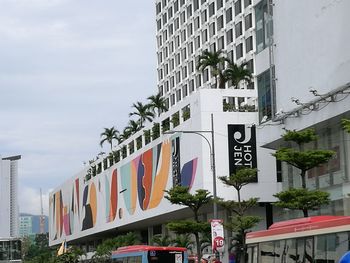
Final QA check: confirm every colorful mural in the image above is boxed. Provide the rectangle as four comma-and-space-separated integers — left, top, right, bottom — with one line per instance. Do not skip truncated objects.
50, 137, 198, 242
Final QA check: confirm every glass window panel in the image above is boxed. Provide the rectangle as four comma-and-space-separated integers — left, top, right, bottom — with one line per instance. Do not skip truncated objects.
260, 241, 275, 263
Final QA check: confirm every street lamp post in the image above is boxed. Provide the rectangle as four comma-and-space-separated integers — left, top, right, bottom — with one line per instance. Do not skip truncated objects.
164, 113, 218, 219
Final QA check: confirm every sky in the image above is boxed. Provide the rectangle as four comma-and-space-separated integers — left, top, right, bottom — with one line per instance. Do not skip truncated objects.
0, 0, 157, 216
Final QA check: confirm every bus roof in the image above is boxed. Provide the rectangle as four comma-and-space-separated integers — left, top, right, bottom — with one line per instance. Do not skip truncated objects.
246, 216, 350, 243
112, 245, 187, 255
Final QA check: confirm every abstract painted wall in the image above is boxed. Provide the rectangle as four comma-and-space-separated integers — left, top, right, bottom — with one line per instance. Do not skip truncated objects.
49, 137, 198, 244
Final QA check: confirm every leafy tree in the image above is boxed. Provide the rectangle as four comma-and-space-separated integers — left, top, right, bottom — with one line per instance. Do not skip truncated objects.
274, 188, 330, 217
129, 101, 154, 128
147, 93, 168, 117
23, 233, 54, 263
197, 50, 226, 89
273, 129, 334, 217
124, 120, 141, 135
92, 232, 139, 263
172, 234, 194, 252
342, 118, 350, 133
100, 127, 119, 150
164, 186, 212, 260
151, 234, 172, 246
54, 246, 83, 263
218, 168, 260, 263
222, 61, 252, 89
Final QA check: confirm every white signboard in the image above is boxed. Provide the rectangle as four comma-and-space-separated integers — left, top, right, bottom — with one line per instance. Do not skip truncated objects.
211, 219, 224, 253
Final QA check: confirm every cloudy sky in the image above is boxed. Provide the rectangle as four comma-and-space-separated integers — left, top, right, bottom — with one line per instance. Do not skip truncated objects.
0, 1, 156, 215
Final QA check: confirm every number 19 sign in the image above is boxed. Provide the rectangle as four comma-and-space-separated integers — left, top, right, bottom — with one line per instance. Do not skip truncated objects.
211, 219, 225, 253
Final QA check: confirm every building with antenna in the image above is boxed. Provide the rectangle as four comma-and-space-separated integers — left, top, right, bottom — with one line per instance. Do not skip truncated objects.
0, 155, 20, 238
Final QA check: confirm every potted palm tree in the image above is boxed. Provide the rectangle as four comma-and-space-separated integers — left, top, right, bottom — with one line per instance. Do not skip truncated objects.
129, 101, 154, 128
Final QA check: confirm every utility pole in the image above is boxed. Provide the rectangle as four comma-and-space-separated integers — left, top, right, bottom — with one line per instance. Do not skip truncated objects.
39, 188, 45, 234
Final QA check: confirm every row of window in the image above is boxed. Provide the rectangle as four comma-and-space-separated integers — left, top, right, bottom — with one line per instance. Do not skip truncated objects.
157, 11, 253, 50
157, 0, 252, 27
158, 57, 254, 104
157, 34, 254, 85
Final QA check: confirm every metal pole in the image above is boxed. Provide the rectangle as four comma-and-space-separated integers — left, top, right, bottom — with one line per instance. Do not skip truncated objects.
211, 113, 217, 219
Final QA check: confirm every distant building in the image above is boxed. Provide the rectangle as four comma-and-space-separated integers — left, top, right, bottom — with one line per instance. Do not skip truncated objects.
19, 215, 33, 237
19, 213, 49, 237
0, 155, 20, 237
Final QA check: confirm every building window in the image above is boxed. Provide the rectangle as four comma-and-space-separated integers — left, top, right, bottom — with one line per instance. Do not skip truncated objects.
181, 29, 186, 42
174, 17, 179, 30
195, 35, 201, 49
257, 69, 272, 122
194, 0, 199, 11
188, 42, 194, 55
181, 47, 187, 61
196, 74, 202, 88
162, 13, 167, 25
209, 2, 215, 17
226, 29, 233, 44
201, 10, 207, 24
182, 66, 187, 78
218, 36, 224, 50
194, 16, 200, 30
210, 43, 216, 52
157, 19, 162, 31
187, 23, 193, 37
209, 22, 216, 37
168, 7, 173, 19
235, 0, 242, 16
156, 3, 161, 15
174, 0, 179, 13
176, 89, 182, 102
189, 60, 194, 73
187, 5, 192, 17
202, 29, 208, 43
245, 13, 252, 30
171, 94, 175, 106
176, 71, 181, 84
255, 0, 273, 53
236, 43, 243, 59
217, 15, 224, 31
182, 84, 188, 98
228, 50, 234, 62
176, 53, 180, 65
235, 22, 242, 38
189, 79, 195, 92
246, 58, 254, 73
181, 11, 186, 23
244, 0, 251, 8
246, 36, 253, 52
169, 24, 174, 36
217, 0, 223, 9
226, 7, 232, 23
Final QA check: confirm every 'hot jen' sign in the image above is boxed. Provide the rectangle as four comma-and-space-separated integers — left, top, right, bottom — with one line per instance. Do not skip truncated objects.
228, 124, 257, 180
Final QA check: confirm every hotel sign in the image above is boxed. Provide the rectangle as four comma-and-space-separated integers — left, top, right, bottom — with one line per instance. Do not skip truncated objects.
228, 124, 257, 178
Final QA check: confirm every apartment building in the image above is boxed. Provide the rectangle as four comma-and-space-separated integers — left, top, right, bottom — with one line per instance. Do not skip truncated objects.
0, 155, 20, 238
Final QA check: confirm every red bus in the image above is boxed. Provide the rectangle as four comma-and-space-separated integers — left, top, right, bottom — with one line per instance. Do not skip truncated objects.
246, 216, 350, 263
111, 245, 188, 263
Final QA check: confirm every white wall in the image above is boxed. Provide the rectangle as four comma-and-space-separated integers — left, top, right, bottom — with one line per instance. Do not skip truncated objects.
49, 89, 279, 246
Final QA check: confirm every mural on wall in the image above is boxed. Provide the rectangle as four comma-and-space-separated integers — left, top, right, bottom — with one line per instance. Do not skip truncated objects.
50, 137, 198, 242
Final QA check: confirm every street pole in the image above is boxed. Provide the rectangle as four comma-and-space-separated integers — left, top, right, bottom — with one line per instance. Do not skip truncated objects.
211, 113, 218, 220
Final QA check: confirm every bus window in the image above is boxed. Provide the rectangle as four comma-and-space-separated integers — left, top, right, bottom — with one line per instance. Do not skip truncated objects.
260, 241, 275, 263
285, 239, 296, 263
247, 245, 258, 263
335, 232, 350, 262
148, 250, 184, 262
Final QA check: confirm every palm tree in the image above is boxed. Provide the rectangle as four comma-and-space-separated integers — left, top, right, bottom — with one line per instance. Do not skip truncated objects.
197, 50, 226, 89
147, 93, 168, 117
129, 101, 154, 128
223, 61, 252, 89
100, 127, 119, 150
151, 234, 172, 246
124, 120, 141, 135
172, 234, 194, 251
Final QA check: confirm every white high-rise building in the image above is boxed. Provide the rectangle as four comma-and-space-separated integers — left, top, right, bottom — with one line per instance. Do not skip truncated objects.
0, 155, 20, 238
156, 0, 256, 109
